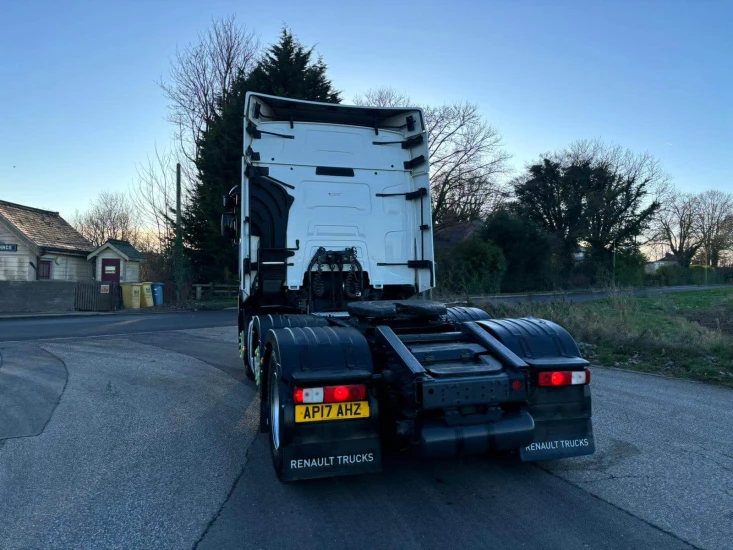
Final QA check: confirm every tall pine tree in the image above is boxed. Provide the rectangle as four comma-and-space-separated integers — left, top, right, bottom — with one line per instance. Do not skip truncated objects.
184, 27, 341, 282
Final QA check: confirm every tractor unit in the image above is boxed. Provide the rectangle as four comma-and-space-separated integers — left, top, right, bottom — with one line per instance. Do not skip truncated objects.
222, 93, 594, 482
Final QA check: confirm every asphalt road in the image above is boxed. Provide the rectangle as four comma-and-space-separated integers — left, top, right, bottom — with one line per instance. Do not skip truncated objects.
0, 310, 236, 342
1, 322, 731, 549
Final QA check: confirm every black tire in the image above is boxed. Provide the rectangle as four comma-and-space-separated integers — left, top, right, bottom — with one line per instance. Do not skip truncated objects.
239, 308, 255, 381
267, 353, 286, 481
258, 354, 270, 434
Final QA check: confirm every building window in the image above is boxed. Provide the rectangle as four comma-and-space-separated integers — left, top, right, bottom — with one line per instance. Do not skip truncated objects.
38, 260, 52, 280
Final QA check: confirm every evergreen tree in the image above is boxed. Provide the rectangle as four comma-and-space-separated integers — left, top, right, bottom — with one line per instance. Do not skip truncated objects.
246, 27, 341, 102
514, 158, 658, 277
482, 208, 553, 292
184, 27, 341, 282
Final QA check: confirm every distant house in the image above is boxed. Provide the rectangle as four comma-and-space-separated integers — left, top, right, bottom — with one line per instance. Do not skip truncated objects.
645, 253, 677, 274
434, 220, 484, 249
0, 200, 94, 281
574, 245, 590, 262
87, 239, 145, 284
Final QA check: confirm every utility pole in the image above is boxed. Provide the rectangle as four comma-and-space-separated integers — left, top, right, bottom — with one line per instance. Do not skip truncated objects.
612, 238, 616, 288
175, 162, 183, 302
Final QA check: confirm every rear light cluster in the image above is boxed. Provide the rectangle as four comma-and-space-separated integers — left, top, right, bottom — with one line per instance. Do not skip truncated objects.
538, 369, 591, 387
294, 384, 367, 404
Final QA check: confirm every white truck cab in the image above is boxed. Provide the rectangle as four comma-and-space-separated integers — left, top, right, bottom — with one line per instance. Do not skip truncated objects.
235, 92, 434, 313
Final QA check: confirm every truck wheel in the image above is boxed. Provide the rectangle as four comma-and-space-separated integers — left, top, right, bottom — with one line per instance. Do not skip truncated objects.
258, 354, 270, 434
267, 353, 286, 481
243, 317, 255, 381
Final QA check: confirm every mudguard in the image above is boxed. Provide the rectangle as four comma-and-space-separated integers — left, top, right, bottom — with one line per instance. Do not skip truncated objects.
475, 317, 587, 368
263, 325, 382, 481
476, 318, 596, 461
445, 306, 492, 323
250, 313, 328, 384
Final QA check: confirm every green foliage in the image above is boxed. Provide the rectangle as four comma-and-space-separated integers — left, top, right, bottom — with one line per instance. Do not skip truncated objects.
571, 247, 647, 288
479, 288, 733, 387
514, 158, 659, 275
184, 27, 340, 282
481, 208, 552, 292
654, 265, 690, 286
246, 27, 341, 102
436, 238, 506, 295
613, 248, 647, 287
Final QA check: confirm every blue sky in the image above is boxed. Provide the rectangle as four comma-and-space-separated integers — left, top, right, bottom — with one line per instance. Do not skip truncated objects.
1, 0, 731, 221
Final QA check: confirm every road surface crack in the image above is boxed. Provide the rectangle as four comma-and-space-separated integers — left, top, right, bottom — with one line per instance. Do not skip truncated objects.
578, 473, 653, 484
534, 464, 703, 549
192, 396, 260, 549
0, 345, 69, 445
675, 447, 733, 473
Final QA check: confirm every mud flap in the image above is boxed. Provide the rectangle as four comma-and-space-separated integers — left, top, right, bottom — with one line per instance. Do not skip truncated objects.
519, 418, 595, 462
282, 436, 382, 482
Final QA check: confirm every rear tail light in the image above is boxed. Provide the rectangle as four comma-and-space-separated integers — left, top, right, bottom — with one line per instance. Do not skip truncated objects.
538, 369, 590, 387
294, 384, 366, 404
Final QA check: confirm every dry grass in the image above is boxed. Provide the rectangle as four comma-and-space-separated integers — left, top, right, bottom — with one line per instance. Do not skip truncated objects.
472, 288, 733, 387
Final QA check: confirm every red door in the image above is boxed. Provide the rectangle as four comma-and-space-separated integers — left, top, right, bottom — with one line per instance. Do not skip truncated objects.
101, 259, 121, 283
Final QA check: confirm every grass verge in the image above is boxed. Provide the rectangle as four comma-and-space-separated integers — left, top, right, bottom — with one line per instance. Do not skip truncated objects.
473, 288, 733, 388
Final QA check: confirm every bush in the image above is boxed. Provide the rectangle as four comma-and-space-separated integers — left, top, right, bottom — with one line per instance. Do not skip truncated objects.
481, 209, 552, 293
571, 247, 646, 288
648, 265, 730, 286
435, 237, 507, 296
657, 265, 692, 286
614, 248, 646, 287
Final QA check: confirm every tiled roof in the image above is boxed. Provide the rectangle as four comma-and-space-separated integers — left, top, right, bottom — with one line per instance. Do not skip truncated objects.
434, 220, 484, 248
106, 239, 145, 261
0, 200, 93, 254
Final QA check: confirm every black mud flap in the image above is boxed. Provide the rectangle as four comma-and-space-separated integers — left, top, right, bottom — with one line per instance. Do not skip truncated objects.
282, 436, 382, 482
519, 418, 595, 462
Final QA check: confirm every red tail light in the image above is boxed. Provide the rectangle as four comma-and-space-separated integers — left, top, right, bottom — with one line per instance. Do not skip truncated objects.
294, 388, 304, 404
538, 369, 590, 387
294, 384, 366, 404
325, 384, 366, 402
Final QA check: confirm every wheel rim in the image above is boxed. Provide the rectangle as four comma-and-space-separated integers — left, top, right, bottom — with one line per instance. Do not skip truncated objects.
270, 368, 280, 450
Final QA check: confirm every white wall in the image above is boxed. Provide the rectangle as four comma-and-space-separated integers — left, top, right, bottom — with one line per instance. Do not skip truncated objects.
0, 220, 34, 281
125, 261, 140, 283
41, 254, 94, 281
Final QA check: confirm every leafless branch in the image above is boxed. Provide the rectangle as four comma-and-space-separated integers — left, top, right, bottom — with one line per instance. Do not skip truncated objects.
157, 15, 260, 188
694, 189, 733, 267
71, 192, 141, 248
352, 87, 412, 107
129, 145, 179, 253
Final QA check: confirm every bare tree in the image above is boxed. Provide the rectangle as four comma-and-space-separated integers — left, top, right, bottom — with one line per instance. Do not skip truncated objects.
352, 87, 511, 229
560, 138, 672, 207
695, 189, 733, 267
353, 86, 412, 108
72, 192, 140, 248
158, 15, 260, 181
652, 191, 702, 268
426, 103, 511, 227
129, 145, 179, 252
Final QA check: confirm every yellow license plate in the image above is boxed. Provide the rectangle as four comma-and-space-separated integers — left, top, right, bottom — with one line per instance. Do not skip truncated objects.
295, 401, 370, 423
